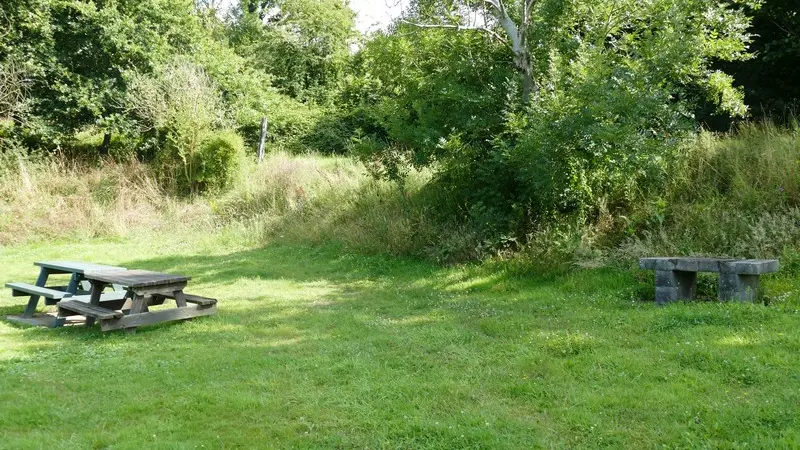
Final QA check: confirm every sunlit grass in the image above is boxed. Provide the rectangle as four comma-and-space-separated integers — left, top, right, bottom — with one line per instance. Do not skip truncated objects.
1, 229, 800, 448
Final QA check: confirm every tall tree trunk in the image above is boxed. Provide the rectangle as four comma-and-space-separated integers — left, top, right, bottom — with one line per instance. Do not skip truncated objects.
490, 1, 537, 106
521, 67, 534, 105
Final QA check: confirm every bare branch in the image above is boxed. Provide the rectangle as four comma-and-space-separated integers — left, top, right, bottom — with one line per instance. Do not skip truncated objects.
399, 19, 511, 49
0, 59, 30, 121
523, 0, 538, 28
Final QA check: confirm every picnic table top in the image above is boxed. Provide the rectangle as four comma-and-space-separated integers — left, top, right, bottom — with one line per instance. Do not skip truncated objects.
83, 269, 191, 288
35, 261, 126, 274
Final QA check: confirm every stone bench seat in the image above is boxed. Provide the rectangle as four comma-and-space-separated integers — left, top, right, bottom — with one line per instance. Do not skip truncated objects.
639, 257, 779, 304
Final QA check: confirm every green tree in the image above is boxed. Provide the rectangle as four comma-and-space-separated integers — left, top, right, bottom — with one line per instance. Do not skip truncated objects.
228, 0, 356, 101
404, 0, 573, 105
0, 0, 214, 148
400, 0, 758, 110
353, 26, 514, 162
353, 0, 762, 243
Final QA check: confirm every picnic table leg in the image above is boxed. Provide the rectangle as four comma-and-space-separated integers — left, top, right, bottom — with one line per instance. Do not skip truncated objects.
84, 280, 105, 327
129, 294, 150, 314
173, 290, 188, 308
23, 267, 50, 317
65, 273, 81, 295
123, 294, 151, 334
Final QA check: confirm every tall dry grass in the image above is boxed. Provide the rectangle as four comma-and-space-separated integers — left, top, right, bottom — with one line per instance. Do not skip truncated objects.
215, 153, 453, 258
0, 152, 456, 261
0, 155, 211, 245
615, 122, 800, 264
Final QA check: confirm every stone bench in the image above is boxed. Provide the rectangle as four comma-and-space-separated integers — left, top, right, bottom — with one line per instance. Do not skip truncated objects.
639, 257, 779, 304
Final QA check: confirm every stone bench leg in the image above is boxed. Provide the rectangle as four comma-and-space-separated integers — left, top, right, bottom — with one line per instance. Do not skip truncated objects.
655, 270, 697, 305
719, 273, 760, 302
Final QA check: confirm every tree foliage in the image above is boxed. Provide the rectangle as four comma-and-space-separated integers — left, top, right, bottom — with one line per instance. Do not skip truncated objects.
351, 0, 762, 239
0, 0, 212, 145
229, 0, 356, 101
724, 0, 800, 119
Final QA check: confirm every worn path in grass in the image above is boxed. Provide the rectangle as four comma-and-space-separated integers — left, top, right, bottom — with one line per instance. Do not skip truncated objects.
1, 231, 800, 449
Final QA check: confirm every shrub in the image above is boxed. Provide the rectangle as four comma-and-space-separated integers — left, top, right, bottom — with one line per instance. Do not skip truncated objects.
127, 59, 229, 195
194, 130, 246, 193
512, 49, 694, 222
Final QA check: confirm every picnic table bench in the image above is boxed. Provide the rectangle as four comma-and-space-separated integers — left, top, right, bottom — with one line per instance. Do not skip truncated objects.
5, 261, 127, 317
639, 257, 779, 304
56, 269, 217, 332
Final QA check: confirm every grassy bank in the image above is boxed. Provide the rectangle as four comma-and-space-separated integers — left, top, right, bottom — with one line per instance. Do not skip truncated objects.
617, 123, 800, 264
2, 123, 799, 269
2, 230, 800, 448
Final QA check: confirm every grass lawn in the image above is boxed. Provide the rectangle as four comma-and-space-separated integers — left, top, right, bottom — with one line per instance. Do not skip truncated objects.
2, 230, 800, 449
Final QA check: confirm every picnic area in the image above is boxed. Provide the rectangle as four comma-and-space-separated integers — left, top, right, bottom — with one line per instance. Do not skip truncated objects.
2, 0, 800, 447
6, 261, 216, 331
2, 231, 800, 448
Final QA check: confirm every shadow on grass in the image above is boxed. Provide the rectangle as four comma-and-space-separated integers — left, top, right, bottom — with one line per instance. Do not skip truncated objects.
1, 241, 650, 365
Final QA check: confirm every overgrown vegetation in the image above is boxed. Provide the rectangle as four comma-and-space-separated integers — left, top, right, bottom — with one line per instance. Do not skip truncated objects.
0, 0, 799, 266
617, 123, 800, 263
1, 123, 797, 271
3, 2, 800, 447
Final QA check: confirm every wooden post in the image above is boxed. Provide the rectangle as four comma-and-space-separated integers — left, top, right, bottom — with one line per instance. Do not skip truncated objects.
99, 133, 111, 156
257, 117, 268, 164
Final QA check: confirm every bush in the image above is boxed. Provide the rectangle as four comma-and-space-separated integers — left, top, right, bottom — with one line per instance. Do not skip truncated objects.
512, 50, 694, 222
127, 59, 233, 195
195, 130, 246, 193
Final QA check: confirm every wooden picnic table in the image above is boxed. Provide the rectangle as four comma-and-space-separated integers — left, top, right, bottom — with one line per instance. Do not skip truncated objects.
7, 261, 126, 317
56, 269, 217, 332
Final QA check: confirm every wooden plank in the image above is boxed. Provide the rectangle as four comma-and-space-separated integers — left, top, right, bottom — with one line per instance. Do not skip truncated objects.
84, 270, 190, 288
57, 300, 124, 320
129, 294, 150, 315
66, 272, 81, 295
173, 291, 188, 308
100, 304, 217, 331
85, 280, 104, 327
6, 283, 69, 299
23, 267, 50, 317
183, 294, 217, 306
5, 313, 63, 328
34, 261, 125, 274
155, 293, 217, 306
68, 291, 128, 303
131, 283, 187, 297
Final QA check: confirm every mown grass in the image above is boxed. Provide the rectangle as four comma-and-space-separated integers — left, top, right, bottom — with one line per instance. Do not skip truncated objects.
2, 230, 800, 449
